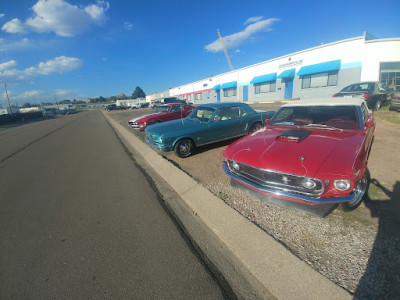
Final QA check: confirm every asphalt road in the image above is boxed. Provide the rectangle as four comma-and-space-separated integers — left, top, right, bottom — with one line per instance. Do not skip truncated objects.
0, 111, 224, 299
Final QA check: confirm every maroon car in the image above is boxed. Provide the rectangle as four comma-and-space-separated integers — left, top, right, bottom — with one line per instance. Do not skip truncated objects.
223, 98, 375, 216
128, 103, 195, 130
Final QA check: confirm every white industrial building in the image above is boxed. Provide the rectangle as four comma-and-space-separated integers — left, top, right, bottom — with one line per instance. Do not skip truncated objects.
152, 32, 399, 104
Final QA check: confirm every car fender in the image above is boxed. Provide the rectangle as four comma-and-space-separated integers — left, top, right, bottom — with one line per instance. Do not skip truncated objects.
172, 136, 196, 149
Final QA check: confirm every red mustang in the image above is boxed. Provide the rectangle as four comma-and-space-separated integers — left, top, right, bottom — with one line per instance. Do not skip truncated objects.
128, 103, 195, 130
223, 98, 375, 216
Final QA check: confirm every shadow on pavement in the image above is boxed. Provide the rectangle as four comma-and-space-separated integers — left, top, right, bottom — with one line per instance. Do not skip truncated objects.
355, 179, 400, 299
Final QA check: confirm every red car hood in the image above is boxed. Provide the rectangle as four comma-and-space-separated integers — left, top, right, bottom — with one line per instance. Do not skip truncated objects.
128, 112, 163, 123
223, 126, 365, 178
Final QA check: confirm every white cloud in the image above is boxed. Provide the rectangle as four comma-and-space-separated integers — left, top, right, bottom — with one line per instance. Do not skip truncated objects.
0, 60, 17, 71
0, 56, 82, 83
0, 38, 32, 52
37, 56, 82, 74
55, 89, 73, 96
1, 18, 27, 34
205, 17, 280, 53
2, 0, 109, 37
18, 90, 42, 99
0, 13, 5, 19
123, 22, 133, 31
244, 16, 263, 25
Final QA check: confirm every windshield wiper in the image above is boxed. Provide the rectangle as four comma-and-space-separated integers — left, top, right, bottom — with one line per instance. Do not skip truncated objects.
303, 123, 342, 130
272, 121, 295, 126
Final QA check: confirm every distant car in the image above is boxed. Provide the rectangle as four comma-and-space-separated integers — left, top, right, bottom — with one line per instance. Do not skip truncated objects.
389, 91, 400, 112
333, 81, 388, 110
42, 109, 55, 118
106, 104, 126, 111
140, 102, 150, 108
128, 103, 195, 130
151, 100, 162, 108
223, 98, 375, 215
152, 97, 186, 109
145, 102, 275, 158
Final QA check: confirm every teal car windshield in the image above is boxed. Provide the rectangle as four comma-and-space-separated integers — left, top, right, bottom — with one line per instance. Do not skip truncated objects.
188, 107, 215, 122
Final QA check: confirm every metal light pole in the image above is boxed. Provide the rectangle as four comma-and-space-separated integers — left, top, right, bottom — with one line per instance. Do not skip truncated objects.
4, 83, 13, 117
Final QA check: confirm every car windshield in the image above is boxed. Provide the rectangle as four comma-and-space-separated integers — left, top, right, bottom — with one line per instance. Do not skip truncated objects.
154, 106, 170, 113
188, 107, 216, 122
269, 105, 360, 130
341, 83, 374, 92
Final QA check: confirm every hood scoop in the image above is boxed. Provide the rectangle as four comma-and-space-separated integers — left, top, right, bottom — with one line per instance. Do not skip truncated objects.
276, 129, 312, 143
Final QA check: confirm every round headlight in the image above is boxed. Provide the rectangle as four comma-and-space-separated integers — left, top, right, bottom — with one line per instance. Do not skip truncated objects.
232, 161, 240, 171
301, 178, 317, 189
333, 180, 351, 191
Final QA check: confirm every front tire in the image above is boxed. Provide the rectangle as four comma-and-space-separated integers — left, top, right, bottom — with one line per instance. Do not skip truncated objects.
249, 122, 262, 134
341, 169, 370, 211
174, 139, 195, 158
374, 99, 381, 111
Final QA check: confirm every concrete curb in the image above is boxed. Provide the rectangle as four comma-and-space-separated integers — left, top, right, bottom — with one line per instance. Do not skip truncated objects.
103, 112, 352, 300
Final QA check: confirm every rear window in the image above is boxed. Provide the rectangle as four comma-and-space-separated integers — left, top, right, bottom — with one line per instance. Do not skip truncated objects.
342, 83, 374, 92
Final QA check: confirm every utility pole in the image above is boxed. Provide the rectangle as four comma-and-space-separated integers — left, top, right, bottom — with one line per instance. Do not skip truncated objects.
217, 29, 234, 71
4, 83, 13, 117
55, 94, 59, 109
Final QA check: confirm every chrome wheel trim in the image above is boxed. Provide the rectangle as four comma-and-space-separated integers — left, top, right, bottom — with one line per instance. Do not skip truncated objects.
178, 141, 191, 156
348, 175, 368, 207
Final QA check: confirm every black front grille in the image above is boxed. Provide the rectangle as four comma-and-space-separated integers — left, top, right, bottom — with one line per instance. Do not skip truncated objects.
227, 159, 323, 196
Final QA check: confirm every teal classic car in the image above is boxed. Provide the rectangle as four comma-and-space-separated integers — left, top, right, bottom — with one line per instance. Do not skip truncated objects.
145, 102, 275, 158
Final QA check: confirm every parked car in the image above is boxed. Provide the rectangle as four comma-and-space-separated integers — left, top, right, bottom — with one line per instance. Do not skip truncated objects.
151, 97, 186, 109
223, 98, 375, 216
163, 97, 186, 105
128, 103, 195, 130
151, 100, 162, 108
140, 102, 150, 108
145, 102, 275, 158
389, 91, 400, 112
106, 104, 126, 111
332, 81, 388, 110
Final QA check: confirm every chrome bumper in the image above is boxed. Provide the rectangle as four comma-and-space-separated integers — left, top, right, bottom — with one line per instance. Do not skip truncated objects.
223, 162, 357, 205
145, 136, 173, 152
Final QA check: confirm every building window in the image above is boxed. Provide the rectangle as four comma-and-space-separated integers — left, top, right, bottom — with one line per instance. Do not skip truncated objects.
302, 71, 338, 89
186, 94, 191, 101
223, 87, 237, 97
195, 93, 202, 100
254, 81, 276, 94
380, 62, 400, 92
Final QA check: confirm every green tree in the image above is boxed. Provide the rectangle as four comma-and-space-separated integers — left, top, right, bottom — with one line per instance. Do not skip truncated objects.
132, 86, 146, 99
22, 102, 32, 108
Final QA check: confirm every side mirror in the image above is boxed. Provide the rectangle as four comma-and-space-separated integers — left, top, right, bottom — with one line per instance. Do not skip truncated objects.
264, 119, 270, 124
364, 121, 374, 128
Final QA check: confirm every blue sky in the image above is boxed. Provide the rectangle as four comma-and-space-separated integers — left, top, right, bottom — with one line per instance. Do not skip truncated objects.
0, 0, 399, 106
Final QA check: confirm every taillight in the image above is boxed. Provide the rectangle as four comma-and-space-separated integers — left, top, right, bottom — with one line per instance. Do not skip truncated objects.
392, 96, 400, 100
362, 93, 372, 99
332, 94, 337, 98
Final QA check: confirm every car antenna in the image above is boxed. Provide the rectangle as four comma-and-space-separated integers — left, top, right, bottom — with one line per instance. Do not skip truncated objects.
181, 104, 184, 124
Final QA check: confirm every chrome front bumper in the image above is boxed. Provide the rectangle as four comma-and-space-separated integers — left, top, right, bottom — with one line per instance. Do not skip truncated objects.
145, 136, 173, 152
223, 162, 357, 205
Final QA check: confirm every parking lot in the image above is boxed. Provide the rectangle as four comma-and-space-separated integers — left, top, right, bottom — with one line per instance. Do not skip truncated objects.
107, 103, 400, 298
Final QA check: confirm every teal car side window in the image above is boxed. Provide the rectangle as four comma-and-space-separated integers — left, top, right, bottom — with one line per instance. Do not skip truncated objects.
213, 107, 242, 122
